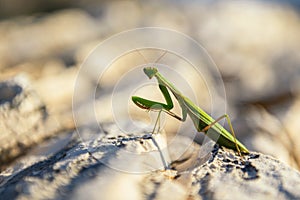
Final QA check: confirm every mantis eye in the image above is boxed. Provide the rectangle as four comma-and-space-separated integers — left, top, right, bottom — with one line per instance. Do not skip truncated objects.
143, 67, 157, 79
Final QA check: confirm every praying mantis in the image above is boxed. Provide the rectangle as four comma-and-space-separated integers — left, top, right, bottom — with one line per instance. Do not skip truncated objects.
131, 57, 249, 156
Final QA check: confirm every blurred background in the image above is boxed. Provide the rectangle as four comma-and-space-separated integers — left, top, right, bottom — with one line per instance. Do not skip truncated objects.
0, 0, 299, 171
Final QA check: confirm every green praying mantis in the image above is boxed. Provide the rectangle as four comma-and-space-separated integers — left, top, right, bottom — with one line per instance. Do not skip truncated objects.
131, 61, 249, 157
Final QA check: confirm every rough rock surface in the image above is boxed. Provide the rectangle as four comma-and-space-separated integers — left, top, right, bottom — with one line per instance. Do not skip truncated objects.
192, 148, 300, 200
0, 123, 299, 200
0, 75, 60, 169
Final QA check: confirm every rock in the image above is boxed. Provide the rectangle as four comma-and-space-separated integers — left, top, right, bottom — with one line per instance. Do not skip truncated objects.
0, 75, 60, 169
191, 147, 300, 200
1, 123, 299, 200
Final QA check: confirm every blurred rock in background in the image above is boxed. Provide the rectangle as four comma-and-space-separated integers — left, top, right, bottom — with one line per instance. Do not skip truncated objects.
0, 0, 299, 176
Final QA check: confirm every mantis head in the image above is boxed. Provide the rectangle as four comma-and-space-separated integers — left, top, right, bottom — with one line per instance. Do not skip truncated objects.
143, 67, 158, 79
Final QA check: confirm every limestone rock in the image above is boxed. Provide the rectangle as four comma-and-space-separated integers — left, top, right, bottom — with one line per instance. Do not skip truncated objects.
0, 75, 59, 169
1, 123, 299, 200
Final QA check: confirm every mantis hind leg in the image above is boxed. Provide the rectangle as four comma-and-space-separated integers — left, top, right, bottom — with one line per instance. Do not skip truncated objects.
201, 114, 242, 157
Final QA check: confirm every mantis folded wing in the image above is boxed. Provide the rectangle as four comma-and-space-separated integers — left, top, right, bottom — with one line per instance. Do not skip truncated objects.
132, 67, 249, 156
